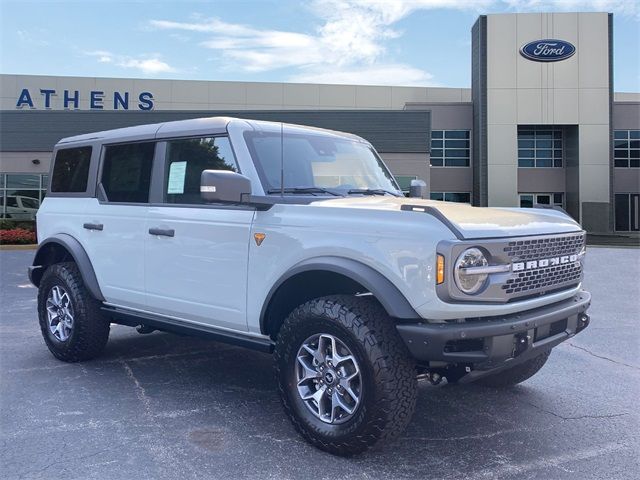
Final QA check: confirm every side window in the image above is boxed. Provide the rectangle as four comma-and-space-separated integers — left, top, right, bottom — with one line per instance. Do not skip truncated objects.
101, 142, 155, 203
51, 146, 92, 193
164, 136, 238, 204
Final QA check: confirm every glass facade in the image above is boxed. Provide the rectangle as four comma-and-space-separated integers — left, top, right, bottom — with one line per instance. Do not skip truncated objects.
519, 193, 564, 208
0, 173, 48, 220
518, 127, 563, 168
615, 193, 639, 231
430, 130, 470, 167
430, 192, 471, 203
614, 130, 640, 168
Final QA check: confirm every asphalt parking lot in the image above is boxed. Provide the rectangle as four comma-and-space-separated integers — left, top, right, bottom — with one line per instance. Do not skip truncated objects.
1, 247, 638, 480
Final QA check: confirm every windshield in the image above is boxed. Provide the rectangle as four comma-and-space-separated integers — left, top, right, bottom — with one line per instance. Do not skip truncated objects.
244, 128, 401, 196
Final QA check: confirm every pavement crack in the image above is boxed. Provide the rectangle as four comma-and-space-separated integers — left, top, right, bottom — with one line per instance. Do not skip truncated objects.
521, 400, 629, 421
565, 342, 640, 371
121, 359, 152, 417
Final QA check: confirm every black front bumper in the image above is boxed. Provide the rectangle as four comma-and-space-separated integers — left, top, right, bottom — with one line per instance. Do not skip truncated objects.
396, 291, 591, 379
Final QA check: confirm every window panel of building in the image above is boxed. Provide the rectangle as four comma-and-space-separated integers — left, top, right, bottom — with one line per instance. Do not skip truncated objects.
614, 130, 640, 168
0, 173, 48, 220
519, 193, 564, 208
430, 130, 470, 167
615, 194, 639, 231
518, 126, 563, 168
430, 191, 471, 203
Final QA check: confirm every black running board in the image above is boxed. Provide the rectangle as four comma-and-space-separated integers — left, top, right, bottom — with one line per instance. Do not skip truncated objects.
101, 306, 274, 353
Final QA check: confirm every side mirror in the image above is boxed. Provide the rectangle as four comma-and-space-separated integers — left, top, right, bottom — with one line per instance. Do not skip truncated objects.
200, 170, 252, 204
409, 179, 427, 199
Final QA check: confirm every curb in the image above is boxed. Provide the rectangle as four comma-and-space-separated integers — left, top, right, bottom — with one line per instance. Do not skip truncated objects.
0, 244, 37, 251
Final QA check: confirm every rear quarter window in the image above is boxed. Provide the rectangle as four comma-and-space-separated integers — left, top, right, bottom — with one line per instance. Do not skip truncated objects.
51, 146, 92, 193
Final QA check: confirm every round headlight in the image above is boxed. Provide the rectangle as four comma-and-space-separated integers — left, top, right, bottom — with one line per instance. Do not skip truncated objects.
454, 248, 488, 294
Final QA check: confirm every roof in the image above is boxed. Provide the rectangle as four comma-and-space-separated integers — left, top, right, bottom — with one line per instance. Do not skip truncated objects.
57, 116, 366, 146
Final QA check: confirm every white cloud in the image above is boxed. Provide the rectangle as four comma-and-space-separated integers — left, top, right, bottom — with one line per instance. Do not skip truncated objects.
85, 50, 176, 74
149, 0, 638, 85
16, 29, 50, 47
291, 64, 436, 86
503, 0, 640, 17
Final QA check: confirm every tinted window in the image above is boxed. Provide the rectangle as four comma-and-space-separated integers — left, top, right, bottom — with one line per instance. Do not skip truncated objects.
101, 142, 155, 203
51, 147, 92, 193
164, 137, 238, 204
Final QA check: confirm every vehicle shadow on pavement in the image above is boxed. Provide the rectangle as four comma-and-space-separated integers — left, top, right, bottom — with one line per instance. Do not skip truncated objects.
73, 325, 623, 479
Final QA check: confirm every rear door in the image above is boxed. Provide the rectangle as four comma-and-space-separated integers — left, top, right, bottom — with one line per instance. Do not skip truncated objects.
144, 136, 255, 331
80, 141, 156, 310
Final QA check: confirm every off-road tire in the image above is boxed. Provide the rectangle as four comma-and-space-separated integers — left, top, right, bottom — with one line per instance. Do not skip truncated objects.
274, 295, 417, 456
37, 262, 110, 362
475, 350, 551, 387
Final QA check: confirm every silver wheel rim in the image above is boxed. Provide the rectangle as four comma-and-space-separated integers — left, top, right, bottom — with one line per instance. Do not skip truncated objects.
46, 285, 74, 341
295, 333, 362, 425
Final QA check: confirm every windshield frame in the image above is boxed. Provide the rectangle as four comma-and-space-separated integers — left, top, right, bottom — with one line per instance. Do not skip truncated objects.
243, 128, 402, 197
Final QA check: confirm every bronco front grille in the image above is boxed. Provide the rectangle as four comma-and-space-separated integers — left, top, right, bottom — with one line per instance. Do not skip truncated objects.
501, 232, 585, 298
503, 262, 582, 295
503, 234, 585, 262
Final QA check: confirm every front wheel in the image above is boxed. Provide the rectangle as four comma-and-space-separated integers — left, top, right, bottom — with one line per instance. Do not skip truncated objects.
274, 295, 417, 456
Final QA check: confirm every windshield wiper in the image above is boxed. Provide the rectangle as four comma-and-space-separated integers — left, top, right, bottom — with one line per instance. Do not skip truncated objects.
347, 188, 401, 197
267, 187, 342, 196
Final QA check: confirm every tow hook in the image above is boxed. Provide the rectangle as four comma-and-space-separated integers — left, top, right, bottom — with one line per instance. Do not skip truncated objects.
577, 313, 590, 332
513, 332, 530, 357
416, 372, 444, 385
136, 324, 155, 334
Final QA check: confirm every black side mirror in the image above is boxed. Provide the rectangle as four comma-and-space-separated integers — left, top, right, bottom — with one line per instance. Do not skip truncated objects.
200, 170, 252, 203
409, 179, 427, 199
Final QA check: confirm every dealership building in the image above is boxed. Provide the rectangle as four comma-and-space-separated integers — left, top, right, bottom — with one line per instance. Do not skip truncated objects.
1, 12, 638, 233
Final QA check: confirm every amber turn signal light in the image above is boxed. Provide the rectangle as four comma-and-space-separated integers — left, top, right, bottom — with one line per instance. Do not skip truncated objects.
436, 254, 445, 285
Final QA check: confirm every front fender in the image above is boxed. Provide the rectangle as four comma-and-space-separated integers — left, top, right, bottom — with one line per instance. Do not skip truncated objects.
259, 255, 421, 333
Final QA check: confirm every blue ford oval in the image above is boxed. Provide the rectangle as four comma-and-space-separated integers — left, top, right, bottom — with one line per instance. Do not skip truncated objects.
520, 39, 576, 62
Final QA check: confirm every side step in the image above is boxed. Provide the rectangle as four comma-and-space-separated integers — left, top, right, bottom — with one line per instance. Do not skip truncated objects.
101, 306, 274, 354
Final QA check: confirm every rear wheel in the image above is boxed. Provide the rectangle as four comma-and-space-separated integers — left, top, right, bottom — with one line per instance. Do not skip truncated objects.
37, 262, 110, 362
474, 350, 551, 387
274, 295, 417, 456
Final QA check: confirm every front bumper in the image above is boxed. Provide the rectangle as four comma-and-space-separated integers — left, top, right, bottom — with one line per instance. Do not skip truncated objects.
396, 291, 591, 377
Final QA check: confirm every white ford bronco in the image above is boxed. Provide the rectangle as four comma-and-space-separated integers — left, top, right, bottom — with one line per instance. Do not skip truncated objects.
30, 117, 591, 455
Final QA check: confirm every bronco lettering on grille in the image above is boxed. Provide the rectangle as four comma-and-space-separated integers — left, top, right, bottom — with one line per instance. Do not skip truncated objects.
512, 254, 578, 272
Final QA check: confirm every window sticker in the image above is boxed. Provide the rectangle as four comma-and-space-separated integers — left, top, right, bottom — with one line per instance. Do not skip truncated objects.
167, 161, 187, 194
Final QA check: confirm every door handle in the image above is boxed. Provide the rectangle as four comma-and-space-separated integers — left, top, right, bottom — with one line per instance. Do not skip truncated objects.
83, 223, 104, 231
148, 227, 175, 237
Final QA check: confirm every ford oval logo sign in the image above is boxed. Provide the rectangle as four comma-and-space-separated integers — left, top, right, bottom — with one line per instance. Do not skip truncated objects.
520, 39, 576, 62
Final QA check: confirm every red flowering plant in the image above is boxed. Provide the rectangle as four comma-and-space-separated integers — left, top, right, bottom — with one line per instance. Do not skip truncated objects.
0, 228, 37, 245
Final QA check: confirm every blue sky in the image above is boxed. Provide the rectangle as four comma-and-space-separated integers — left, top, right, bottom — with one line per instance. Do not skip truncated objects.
1, 0, 639, 91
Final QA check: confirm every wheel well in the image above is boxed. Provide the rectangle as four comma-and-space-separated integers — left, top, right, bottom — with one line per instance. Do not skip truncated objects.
262, 270, 370, 339
31, 243, 74, 286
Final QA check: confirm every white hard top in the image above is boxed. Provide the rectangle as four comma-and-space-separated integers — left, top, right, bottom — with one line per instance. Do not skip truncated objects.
56, 116, 364, 146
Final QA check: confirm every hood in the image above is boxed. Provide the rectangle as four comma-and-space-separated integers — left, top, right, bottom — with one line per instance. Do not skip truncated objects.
312, 196, 582, 239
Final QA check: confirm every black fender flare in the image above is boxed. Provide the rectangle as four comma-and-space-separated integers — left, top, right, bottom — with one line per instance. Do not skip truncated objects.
29, 234, 105, 301
260, 256, 421, 333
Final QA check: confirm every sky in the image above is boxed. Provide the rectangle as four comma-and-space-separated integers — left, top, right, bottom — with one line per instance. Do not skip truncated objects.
1, 0, 639, 91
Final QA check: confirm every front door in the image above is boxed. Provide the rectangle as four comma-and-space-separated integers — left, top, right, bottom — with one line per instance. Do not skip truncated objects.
144, 136, 254, 331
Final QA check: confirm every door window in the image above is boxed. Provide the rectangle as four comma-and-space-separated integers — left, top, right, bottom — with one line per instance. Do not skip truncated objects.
101, 142, 155, 203
163, 136, 239, 204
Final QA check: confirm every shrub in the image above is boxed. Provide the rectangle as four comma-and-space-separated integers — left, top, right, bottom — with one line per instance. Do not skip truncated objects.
0, 228, 37, 245
0, 220, 36, 231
